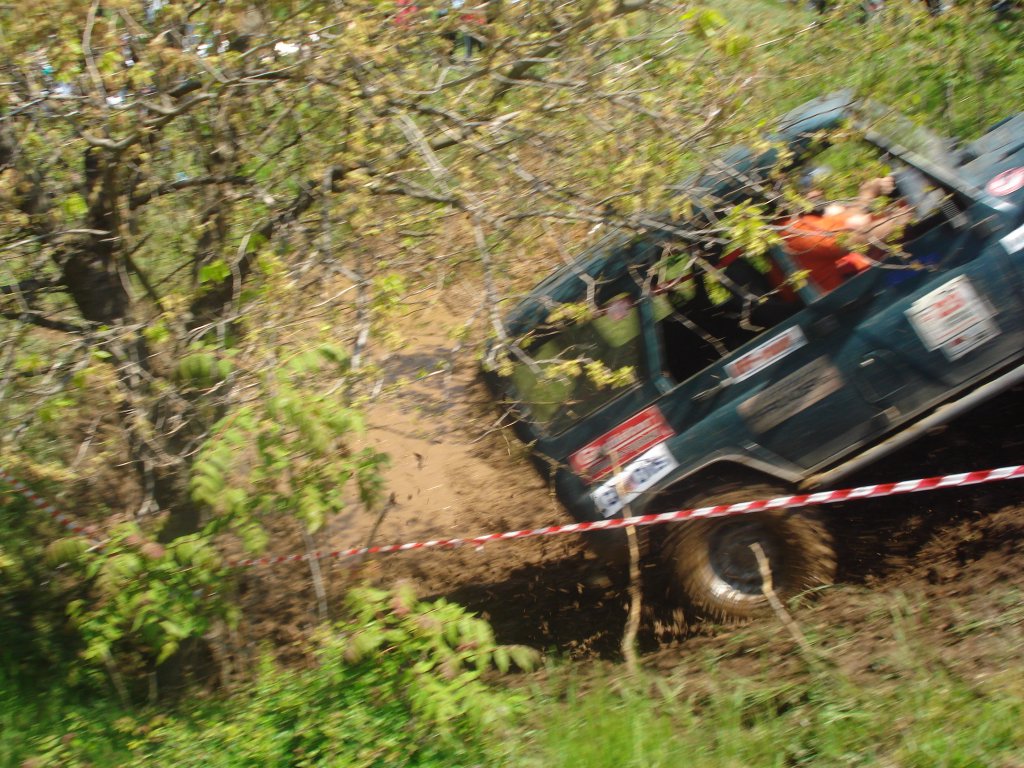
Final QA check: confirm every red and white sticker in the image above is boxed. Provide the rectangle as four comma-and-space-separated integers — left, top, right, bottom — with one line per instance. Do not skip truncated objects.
905, 276, 999, 361
569, 405, 674, 481
986, 167, 1024, 197
726, 326, 806, 383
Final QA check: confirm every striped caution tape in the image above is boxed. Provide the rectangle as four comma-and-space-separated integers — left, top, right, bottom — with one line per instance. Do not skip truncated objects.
228, 464, 1024, 568
4, 464, 1023, 569
0, 465, 98, 543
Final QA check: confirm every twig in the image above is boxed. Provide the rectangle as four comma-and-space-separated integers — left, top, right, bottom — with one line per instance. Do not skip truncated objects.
353, 495, 396, 578
750, 542, 814, 658
612, 451, 641, 673
103, 650, 131, 705
82, 0, 108, 104
302, 528, 329, 623
621, 522, 642, 672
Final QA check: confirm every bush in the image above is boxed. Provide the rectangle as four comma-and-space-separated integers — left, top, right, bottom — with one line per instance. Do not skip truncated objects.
9, 585, 535, 767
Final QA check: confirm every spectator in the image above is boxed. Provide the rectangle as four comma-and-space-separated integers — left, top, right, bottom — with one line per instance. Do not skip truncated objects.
439, 1, 489, 60
394, 0, 420, 26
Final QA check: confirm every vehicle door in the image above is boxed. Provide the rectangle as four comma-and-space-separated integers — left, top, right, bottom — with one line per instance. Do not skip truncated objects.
646, 251, 889, 471
756, 209, 1024, 469
847, 105, 1024, 411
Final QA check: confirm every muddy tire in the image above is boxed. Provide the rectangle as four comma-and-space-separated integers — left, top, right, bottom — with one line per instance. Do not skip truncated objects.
661, 482, 836, 621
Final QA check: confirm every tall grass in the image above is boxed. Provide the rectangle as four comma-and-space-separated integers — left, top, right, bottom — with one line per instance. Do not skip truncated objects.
525, 662, 1023, 767
2, 635, 520, 768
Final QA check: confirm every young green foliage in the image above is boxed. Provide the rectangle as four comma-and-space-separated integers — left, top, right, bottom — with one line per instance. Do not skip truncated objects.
190, 342, 387, 546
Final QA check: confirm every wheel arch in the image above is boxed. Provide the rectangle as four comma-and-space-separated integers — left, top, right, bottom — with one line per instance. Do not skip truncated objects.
645, 458, 801, 515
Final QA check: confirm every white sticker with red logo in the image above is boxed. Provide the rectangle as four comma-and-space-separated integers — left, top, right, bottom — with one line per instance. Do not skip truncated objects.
906, 276, 999, 361
590, 442, 679, 518
986, 167, 1024, 197
569, 405, 675, 482
725, 326, 806, 383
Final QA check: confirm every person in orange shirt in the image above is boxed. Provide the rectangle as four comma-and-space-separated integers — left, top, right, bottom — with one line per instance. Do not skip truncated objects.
780, 175, 912, 293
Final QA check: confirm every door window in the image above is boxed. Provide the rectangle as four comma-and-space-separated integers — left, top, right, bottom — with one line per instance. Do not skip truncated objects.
655, 249, 803, 385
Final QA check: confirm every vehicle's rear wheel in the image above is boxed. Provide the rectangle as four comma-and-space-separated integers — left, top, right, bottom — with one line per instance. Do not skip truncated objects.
661, 482, 836, 621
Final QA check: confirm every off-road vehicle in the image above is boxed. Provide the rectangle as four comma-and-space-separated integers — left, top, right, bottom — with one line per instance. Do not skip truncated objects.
483, 92, 1024, 619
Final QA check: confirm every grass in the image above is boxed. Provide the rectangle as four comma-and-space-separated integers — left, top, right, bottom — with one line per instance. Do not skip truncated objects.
6, 577, 1022, 768
520, 588, 1024, 768
2, 649, 516, 768
0, 681, 130, 768
2, 585, 527, 768
669, 0, 1024, 142
523, 660, 1023, 768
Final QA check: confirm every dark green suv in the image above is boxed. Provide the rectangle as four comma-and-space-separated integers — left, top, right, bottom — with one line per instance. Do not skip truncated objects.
483, 92, 1024, 619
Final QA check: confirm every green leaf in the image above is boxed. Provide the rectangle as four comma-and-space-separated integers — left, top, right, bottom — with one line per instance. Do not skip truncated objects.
44, 537, 88, 566
508, 645, 539, 671
143, 322, 171, 343
61, 193, 88, 219
199, 260, 232, 285
159, 620, 188, 640
98, 50, 124, 75
317, 343, 350, 369
157, 640, 179, 664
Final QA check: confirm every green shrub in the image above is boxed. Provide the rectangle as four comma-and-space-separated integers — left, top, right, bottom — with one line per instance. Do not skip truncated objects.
9, 585, 534, 767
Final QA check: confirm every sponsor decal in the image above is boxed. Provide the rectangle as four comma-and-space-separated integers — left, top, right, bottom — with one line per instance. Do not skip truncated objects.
591, 442, 679, 518
1000, 223, 1024, 255
986, 167, 1024, 197
725, 326, 807, 383
905, 276, 999, 361
738, 357, 844, 433
569, 405, 675, 481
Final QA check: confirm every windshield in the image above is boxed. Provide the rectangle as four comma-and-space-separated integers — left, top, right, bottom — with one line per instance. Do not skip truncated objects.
505, 297, 648, 434
855, 101, 957, 173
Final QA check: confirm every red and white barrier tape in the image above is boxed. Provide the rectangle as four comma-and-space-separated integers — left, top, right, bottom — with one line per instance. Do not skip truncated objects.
4, 464, 1023, 569
0, 466, 97, 539
229, 464, 1024, 568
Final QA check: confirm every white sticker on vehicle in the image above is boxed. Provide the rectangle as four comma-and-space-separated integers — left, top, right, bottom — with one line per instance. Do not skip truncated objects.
738, 357, 844, 433
591, 442, 679, 518
725, 326, 807, 383
905, 276, 999, 361
1000, 223, 1024, 255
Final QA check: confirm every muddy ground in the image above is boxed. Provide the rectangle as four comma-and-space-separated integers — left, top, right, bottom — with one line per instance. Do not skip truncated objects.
236, 284, 1024, 681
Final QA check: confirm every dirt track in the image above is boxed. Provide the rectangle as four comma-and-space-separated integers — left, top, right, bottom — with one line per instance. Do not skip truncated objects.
238, 284, 1024, 669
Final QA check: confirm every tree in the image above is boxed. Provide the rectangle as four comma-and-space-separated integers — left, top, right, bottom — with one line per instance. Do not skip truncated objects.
3, 0, 744, 675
